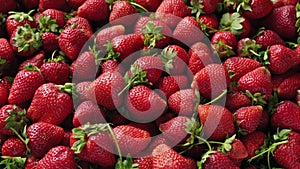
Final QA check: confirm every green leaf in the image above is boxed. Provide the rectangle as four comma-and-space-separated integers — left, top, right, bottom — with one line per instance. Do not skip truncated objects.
142, 21, 165, 49
0, 156, 26, 169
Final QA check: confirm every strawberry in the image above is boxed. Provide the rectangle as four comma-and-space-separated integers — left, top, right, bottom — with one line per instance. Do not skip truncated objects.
27, 83, 74, 125
109, 1, 137, 26
18, 51, 45, 71
226, 91, 252, 111
73, 100, 106, 127
67, 0, 86, 9
0, 0, 17, 14
70, 124, 116, 167
78, 0, 110, 22
101, 59, 124, 74
262, 5, 297, 40
271, 101, 300, 132
41, 32, 59, 53
239, 0, 273, 19
0, 38, 15, 74
155, 112, 176, 127
238, 67, 273, 101
156, 75, 188, 98
192, 64, 230, 100
188, 42, 213, 75
21, 0, 39, 10
211, 30, 236, 58
234, 106, 263, 135
272, 0, 298, 7
241, 131, 267, 158
256, 110, 269, 131
8, 65, 45, 105
236, 38, 261, 58
198, 14, 219, 35
27, 122, 64, 158
198, 104, 235, 141
58, 27, 89, 60
199, 151, 239, 169
113, 125, 151, 156
155, 0, 191, 28
40, 56, 70, 85
41, 9, 65, 29
173, 16, 204, 46
168, 89, 199, 116
60, 130, 72, 146
36, 146, 76, 169
96, 25, 125, 51
65, 17, 94, 38
6, 10, 36, 37
255, 29, 285, 50
135, 0, 162, 12
276, 73, 300, 99
268, 44, 300, 75
126, 85, 167, 122
1, 137, 27, 157
39, 0, 67, 12
133, 155, 153, 169
0, 84, 8, 107
227, 138, 249, 161
152, 144, 196, 168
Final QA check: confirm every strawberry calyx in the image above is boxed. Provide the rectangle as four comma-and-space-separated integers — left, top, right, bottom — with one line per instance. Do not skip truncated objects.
142, 21, 165, 49
245, 90, 267, 106
0, 13, 7, 26
23, 64, 40, 72
9, 126, 31, 156
236, 0, 252, 13
189, 0, 204, 18
197, 150, 216, 168
159, 47, 177, 74
0, 156, 27, 169
38, 15, 59, 33
0, 58, 7, 66
4, 107, 29, 136
55, 83, 78, 97
12, 24, 42, 53
257, 48, 270, 66
198, 21, 218, 37
238, 39, 261, 57
267, 91, 279, 114
213, 40, 236, 59
213, 134, 236, 154
219, 12, 245, 36
102, 41, 120, 62
8, 9, 35, 23
296, 3, 300, 43
46, 50, 65, 63
105, 0, 148, 12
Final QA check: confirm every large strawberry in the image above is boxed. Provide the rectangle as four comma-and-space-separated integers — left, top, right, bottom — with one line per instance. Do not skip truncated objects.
276, 73, 300, 99
241, 131, 267, 158
6, 10, 36, 37
156, 75, 188, 99
27, 83, 73, 125
1, 137, 27, 157
225, 91, 251, 111
255, 29, 284, 50
189, 0, 219, 16
211, 30, 236, 58
65, 17, 94, 38
109, 1, 137, 26
40, 9, 65, 29
188, 42, 213, 75
78, 0, 109, 22
96, 25, 125, 51
18, 51, 45, 71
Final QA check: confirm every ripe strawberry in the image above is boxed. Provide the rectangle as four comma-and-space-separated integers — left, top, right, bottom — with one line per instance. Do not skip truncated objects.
156, 75, 188, 98
67, 0, 86, 9
6, 10, 36, 37
39, 0, 67, 12
111, 34, 144, 61
136, 0, 162, 11
102, 59, 124, 74
19, 51, 45, 71
199, 151, 239, 169
1, 137, 27, 157
109, 1, 137, 26
8, 65, 45, 105
0, 38, 15, 73
262, 5, 297, 40
73, 101, 106, 127
27, 83, 73, 125
96, 25, 125, 51
126, 85, 167, 122
198, 104, 235, 141
236, 38, 261, 58
198, 14, 219, 35
65, 17, 94, 38
168, 89, 199, 116
0, 77, 13, 91
0, 0, 17, 14
227, 138, 249, 161
188, 42, 213, 75
276, 73, 300, 99
155, 0, 191, 28
58, 27, 89, 60
211, 30, 236, 58
133, 155, 153, 169
224, 57, 262, 82
41, 32, 59, 53
234, 106, 263, 135
27, 122, 64, 158
36, 146, 76, 169
173, 16, 204, 46
41, 9, 65, 29
239, 0, 273, 19
238, 67, 273, 100
272, 0, 298, 7
78, 0, 110, 22
192, 64, 230, 100
155, 112, 176, 127
268, 45, 300, 75
271, 101, 300, 132
226, 91, 252, 111
21, 0, 39, 10
0, 84, 8, 107
241, 131, 267, 158
152, 144, 196, 168
255, 29, 284, 50
113, 125, 151, 156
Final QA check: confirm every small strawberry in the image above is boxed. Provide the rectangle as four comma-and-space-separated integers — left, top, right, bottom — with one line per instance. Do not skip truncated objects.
96, 25, 125, 51
6, 10, 36, 37
78, 0, 110, 22
276, 73, 300, 99
226, 91, 252, 111
191, 64, 230, 100
39, 0, 67, 12
156, 75, 188, 99
0, 84, 8, 107
36, 146, 76, 169
198, 14, 219, 36
27, 83, 74, 125
65, 17, 94, 38
211, 30, 236, 58
0, 0, 17, 14
238, 0, 273, 19
27, 122, 64, 158
199, 151, 239, 169
241, 131, 267, 158
188, 42, 213, 75
133, 155, 153, 169
109, 1, 137, 26
41, 9, 65, 29
8, 65, 45, 105
198, 104, 235, 141
236, 38, 261, 58
227, 138, 249, 161
18, 51, 45, 71
67, 0, 86, 9
1, 137, 27, 157
21, 0, 39, 10
255, 29, 285, 50
75, 81, 91, 103
41, 32, 59, 53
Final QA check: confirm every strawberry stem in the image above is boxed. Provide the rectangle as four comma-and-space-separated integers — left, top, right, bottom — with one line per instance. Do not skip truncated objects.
9, 127, 31, 156
129, 2, 148, 13
205, 89, 227, 105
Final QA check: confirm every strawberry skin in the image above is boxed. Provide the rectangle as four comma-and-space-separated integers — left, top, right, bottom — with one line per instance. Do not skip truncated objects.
40, 60, 70, 85
1, 137, 27, 157
36, 146, 76, 169
136, 0, 162, 11
168, 89, 198, 116
241, 131, 267, 158
242, 0, 273, 19
0, 105, 23, 135
156, 75, 188, 99
71, 51, 97, 82
41, 9, 65, 28
277, 73, 300, 99
226, 91, 251, 111
96, 25, 125, 51
19, 52, 45, 72
255, 29, 284, 50
65, 17, 94, 38
188, 42, 213, 75
27, 122, 64, 158
202, 151, 239, 169
133, 156, 153, 169
78, 0, 109, 22
109, 1, 137, 26
0, 0, 17, 14
0, 38, 15, 72
163, 45, 190, 75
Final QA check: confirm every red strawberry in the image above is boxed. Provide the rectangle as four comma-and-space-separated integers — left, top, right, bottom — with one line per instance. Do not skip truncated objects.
268, 44, 300, 75
133, 155, 153, 169
156, 75, 188, 98
224, 56, 262, 82
41, 32, 59, 53
198, 14, 219, 35
73, 100, 106, 127
190, 0, 219, 15
39, 0, 67, 12
19, 51, 45, 71
113, 125, 151, 156
78, 0, 109, 22
227, 138, 249, 161
1, 137, 27, 157
239, 0, 273, 19
188, 42, 213, 75
67, 0, 86, 9
58, 27, 89, 60
0, 0, 17, 14
211, 30, 236, 58
27, 122, 64, 158
36, 146, 76, 169
241, 131, 267, 158
0, 84, 8, 107
155, 0, 191, 28
27, 83, 73, 125
0, 38, 15, 74
126, 85, 167, 122
8, 65, 45, 105
236, 38, 261, 58
226, 91, 252, 111
272, 0, 298, 7
238, 67, 273, 100
102, 59, 124, 74
155, 112, 176, 127
21, 0, 39, 10
136, 0, 162, 11
192, 64, 230, 100
6, 10, 36, 37
234, 106, 263, 135
262, 5, 297, 40
24, 155, 39, 169
271, 101, 300, 132
168, 89, 199, 116
109, 1, 137, 26
60, 130, 72, 146
257, 110, 269, 131
255, 29, 285, 50
65, 17, 94, 38
173, 16, 204, 46
41, 9, 65, 29
199, 151, 239, 169
96, 25, 125, 51
198, 104, 235, 141
276, 73, 300, 99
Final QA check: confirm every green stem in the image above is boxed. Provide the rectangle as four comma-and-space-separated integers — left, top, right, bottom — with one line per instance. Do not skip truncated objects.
10, 127, 30, 156
205, 90, 227, 105
195, 135, 212, 151
129, 2, 148, 12
106, 124, 123, 168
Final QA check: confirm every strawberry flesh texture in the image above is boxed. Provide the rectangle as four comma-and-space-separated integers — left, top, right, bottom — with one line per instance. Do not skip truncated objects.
241, 131, 267, 158
78, 0, 109, 22
202, 151, 239, 169
1, 137, 27, 157
168, 89, 198, 116
242, 0, 273, 19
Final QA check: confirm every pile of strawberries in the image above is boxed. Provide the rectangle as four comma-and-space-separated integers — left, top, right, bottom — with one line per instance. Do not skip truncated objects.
0, 0, 300, 168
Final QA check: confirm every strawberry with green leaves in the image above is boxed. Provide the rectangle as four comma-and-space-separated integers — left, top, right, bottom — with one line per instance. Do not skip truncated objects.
96, 24, 125, 51
241, 131, 267, 159
65, 17, 94, 38
0, 38, 16, 77
211, 30, 236, 58
198, 14, 219, 36
40, 9, 65, 29
109, 1, 137, 27
236, 38, 261, 58
18, 51, 45, 71
6, 10, 36, 37
189, 0, 219, 17
255, 29, 285, 50
237, 0, 273, 19
198, 151, 239, 169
